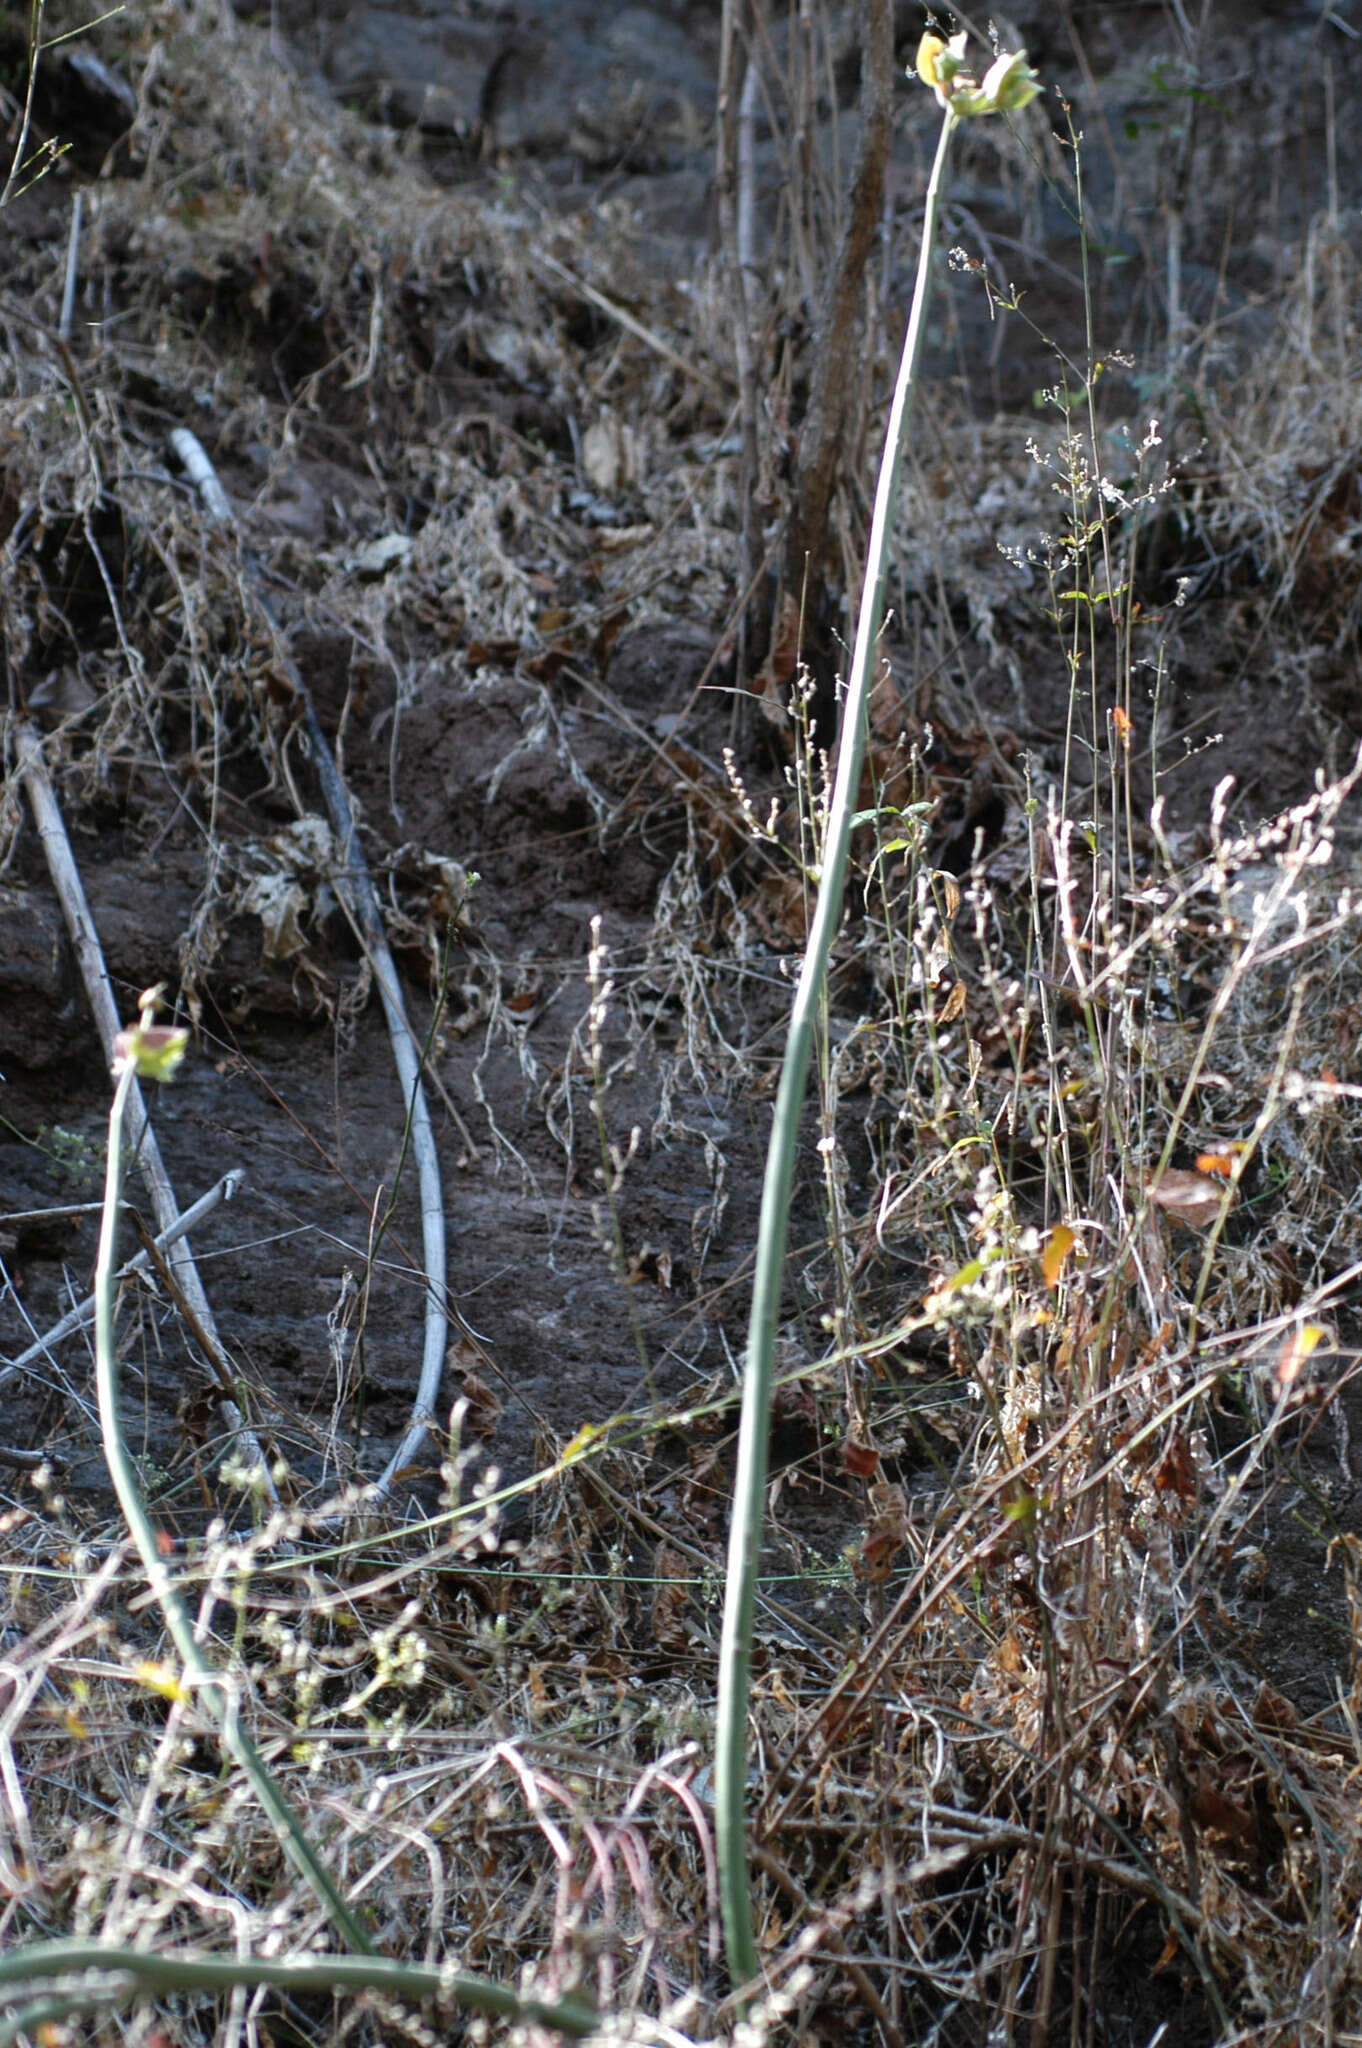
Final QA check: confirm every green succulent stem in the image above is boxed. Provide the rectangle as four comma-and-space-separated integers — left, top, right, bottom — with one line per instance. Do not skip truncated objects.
92, 1047, 377, 1956
715, 101, 959, 2002
0, 1943, 598, 2045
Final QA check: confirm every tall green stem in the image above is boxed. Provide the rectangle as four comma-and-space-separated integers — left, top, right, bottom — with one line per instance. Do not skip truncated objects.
715, 106, 958, 1999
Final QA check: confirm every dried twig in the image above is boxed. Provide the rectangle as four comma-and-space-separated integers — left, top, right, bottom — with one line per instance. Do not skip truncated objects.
782, 0, 894, 631
716, 0, 762, 669
169, 428, 452, 1506
0, 1169, 244, 1398
14, 719, 274, 1498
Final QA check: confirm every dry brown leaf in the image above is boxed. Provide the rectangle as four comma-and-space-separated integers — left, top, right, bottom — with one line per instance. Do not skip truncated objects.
626, 1242, 674, 1290
858, 1481, 909, 1579
651, 1542, 693, 1651
935, 978, 967, 1026
1152, 1431, 1198, 1505
1146, 1168, 1237, 1231
841, 1437, 880, 1480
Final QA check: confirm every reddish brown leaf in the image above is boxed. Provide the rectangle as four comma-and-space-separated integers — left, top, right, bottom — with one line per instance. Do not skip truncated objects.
842, 1437, 881, 1480
651, 1542, 693, 1652
1152, 1930, 1179, 1975
452, 1365, 502, 1437
626, 1242, 674, 1290
465, 636, 521, 667
1153, 1432, 1198, 1504
1189, 1778, 1256, 1850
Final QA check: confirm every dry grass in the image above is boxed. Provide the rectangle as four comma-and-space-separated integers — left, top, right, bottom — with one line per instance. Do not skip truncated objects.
2, 2, 1362, 2043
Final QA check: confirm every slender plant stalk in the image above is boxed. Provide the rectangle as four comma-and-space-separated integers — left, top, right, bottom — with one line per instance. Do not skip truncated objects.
715, 103, 959, 1999
0, 1942, 599, 2045
169, 426, 451, 1503
92, 1037, 376, 1955
0, 1168, 243, 1399
16, 719, 272, 1494
0, 0, 43, 214
0, 1010, 612, 2037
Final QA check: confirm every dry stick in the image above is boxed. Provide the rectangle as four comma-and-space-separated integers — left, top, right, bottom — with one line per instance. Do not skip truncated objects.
0, 1445, 54, 1471
0, 296, 102, 497
58, 188, 81, 343
13, 721, 275, 1500
0, 1168, 244, 1398
716, 0, 761, 721
169, 428, 448, 1505
748, 1843, 906, 2048
130, 1219, 261, 1413
534, 249, 723, 398
782, 0, 893, 625
1162, 0, 1213, 384
737, 55, 762, 310
0, 1, 42, 215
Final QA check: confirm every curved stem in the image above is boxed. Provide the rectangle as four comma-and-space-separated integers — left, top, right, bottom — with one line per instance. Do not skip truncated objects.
0, 1942, 598, 2044
94, 1058, 375, 1955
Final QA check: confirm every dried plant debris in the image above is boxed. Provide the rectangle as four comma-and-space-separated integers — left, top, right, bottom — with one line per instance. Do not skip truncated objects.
2, 0, 1362, 2042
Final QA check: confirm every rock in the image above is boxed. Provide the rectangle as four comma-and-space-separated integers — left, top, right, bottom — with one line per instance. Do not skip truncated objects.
236, 0, 715, 161
0, 887, 77, 1070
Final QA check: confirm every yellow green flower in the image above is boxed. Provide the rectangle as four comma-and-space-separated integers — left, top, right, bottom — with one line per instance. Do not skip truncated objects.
913, 31, 1040, 117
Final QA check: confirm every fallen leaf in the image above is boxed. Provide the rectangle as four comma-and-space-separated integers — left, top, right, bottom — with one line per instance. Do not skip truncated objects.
1153, 1431, 1198, 1504
651, 1543, 692, 1651
842, 1437, 881, 1480
935, 979, 967, 1026
1189, 1776, 1256, 1850
452, 1367, 502, 1437
858, 1482, 908, 1579
1146, 1169, 1236, 1231
626, 1242, 674, 1290
1041, 1224, 1076, 1289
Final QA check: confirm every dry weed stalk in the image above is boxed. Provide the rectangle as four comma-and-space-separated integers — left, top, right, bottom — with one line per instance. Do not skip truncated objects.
14, 720, 272, 1498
